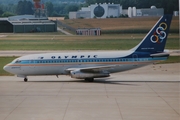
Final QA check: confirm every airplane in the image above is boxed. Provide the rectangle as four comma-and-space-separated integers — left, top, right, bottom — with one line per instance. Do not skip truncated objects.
3, 15, 172, 82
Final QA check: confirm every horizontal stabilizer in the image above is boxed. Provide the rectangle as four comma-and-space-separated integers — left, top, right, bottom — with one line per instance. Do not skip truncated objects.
150, 53, 169, 57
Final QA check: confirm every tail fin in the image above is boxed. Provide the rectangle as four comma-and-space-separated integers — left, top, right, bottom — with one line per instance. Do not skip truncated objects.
131, 15, 172, 54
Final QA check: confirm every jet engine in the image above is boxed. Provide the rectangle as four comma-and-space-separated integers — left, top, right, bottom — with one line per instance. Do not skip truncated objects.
70, 70, 109, 79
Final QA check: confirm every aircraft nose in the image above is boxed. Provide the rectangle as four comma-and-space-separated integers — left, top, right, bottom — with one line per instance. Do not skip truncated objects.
3, 65, 10, 73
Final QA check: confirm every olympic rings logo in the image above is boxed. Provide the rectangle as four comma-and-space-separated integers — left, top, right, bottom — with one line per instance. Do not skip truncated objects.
150, 22, 167, 43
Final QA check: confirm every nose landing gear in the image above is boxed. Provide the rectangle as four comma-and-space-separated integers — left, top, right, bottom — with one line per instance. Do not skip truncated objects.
24, 78, 28, 82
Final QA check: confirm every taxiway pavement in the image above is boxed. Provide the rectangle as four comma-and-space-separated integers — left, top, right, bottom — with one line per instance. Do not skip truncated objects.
0, 63, 179, 120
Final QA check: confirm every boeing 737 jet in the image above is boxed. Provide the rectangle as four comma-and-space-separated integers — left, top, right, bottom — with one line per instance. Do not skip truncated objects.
3, 15, 172, 82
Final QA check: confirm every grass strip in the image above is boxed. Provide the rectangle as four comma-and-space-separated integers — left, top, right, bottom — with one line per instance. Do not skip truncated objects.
0, 37, 179, 50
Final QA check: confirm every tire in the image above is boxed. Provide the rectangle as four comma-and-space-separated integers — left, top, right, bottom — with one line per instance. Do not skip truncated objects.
85, 78, 94, 82
24, 78, 28, 82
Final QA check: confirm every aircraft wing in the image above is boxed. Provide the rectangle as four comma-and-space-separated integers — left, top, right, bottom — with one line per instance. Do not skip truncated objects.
66, 65, 117, 72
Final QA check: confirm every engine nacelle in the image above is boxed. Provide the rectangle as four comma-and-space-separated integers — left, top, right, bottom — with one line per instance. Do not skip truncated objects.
70, 70, 109, 79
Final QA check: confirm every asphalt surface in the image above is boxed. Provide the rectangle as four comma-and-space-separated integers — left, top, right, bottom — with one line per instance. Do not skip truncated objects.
0, 63, 179, 120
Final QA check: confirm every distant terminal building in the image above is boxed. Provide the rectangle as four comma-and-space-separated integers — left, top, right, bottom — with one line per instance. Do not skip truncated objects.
69, 3, 122, 19
0, 15, 57, 33
69, 3, 164, 19
123, 6, 164, 17
76, 28, 101, 36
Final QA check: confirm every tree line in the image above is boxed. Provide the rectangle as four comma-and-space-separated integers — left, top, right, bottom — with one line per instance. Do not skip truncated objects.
0, 0, 85, 5
0, 0, 80, 18
0, 0, 33, 17
0, 0, 178, 17
85, 0, 179, 14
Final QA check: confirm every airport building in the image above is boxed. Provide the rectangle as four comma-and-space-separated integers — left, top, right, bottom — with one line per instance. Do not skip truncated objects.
123, 6, 164, 18
69, 3, 123, 19
69, 3, 164, 19
0, 15, 57, 33
0, 0, 58, 33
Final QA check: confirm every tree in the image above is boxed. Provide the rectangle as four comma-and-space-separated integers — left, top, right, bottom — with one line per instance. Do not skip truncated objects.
0, 7, 3, 16
64, 15, 69, 19
2, 12, 15, 17
160, 0, 179, 14
51, 11, 59, 17
65, 4, 79, 13
85, 0, 96, 5
16, 0, 24, 15
45, 2, 54, 16
24, 1, 33, 14
16, 0, 33, 15
54, 4, 66, 15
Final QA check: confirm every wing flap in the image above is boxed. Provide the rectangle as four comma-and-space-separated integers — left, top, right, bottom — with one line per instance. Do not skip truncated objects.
66, 65, 117, 72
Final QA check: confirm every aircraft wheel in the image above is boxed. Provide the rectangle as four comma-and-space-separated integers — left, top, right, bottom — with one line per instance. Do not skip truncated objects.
24, 78, 28, 82
85, 78, 94, 82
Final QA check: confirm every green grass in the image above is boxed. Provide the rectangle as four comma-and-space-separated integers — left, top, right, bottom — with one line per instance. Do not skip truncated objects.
0, 39, 139, 50
0, 57, 18, 76
0, 34, 179, 50
158, 56, 180, 64
61, 17, 179, 34
0, 56, 179, 76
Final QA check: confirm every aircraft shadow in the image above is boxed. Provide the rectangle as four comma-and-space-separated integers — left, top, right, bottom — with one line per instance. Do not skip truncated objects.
22, 78, 140, 86
20, 77, 179, 86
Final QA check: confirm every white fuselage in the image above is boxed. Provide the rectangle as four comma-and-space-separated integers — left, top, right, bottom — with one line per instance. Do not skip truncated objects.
3, 50, 163, 78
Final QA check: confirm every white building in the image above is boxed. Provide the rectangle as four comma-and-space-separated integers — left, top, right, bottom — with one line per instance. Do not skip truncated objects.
69, 3, 123, 19
123, 6, 164, 18
69, 11, 91, 19
69, 4, 164, 19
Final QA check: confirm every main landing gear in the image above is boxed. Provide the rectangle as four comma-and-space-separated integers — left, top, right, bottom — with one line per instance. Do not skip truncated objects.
24, 78, 28, 82
85, 78, 94, 82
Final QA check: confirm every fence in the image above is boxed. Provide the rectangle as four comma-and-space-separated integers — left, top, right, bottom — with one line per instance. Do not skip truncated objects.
57, 20, 76, 33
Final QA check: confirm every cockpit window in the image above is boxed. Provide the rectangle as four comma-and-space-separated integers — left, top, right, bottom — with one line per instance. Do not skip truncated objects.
12, 59, 18, 63
15, 60, 21, 63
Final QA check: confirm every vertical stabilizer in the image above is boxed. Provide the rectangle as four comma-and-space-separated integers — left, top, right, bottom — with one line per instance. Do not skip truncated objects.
131, 15, 172, 54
